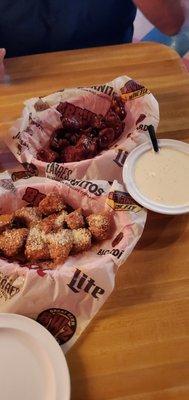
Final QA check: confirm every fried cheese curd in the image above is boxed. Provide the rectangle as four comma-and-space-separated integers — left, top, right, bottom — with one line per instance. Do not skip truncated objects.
47, 229, 73, 263
86, 213, 111, 240
0, 192, 112, 268
0, 213, 14, 233
0, 228, 28, 258
65, 208, 85, 229
38, 193, 66, 215
72, 228, 92, 253
14, 206, 42, 227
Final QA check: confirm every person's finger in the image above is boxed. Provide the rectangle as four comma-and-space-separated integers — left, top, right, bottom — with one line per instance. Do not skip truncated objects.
0, 48, 6, 62
0, 48, 6, 80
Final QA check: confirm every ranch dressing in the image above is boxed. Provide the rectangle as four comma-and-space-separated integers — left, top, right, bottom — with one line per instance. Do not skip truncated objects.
134, 147, 189, 206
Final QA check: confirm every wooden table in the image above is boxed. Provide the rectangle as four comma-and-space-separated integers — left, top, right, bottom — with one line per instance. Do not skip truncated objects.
1, 42, 189, 399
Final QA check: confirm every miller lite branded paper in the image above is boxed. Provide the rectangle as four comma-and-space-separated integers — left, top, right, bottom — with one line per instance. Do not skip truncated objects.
0, 174, 146, 351
6, 75, 159, 183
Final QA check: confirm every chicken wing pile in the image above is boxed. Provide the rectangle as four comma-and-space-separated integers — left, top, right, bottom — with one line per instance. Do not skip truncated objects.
37, 95, 126, 163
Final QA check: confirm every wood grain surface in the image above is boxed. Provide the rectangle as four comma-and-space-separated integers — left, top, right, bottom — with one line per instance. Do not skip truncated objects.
0, 42, 189, 399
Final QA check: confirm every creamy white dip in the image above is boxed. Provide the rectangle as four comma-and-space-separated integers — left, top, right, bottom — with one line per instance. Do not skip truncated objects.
134, 147, 189, 206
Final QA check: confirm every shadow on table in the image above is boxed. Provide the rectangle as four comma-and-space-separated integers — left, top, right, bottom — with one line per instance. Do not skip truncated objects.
136, 211, 188, 250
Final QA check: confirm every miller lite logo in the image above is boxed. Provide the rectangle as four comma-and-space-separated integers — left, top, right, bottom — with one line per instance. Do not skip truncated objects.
67, 268, 105, 299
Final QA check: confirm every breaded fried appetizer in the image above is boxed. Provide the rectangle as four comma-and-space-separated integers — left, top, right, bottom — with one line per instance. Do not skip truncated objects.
0, 228, 28, 258
86, 213, 111, 240
39, 214, 58, 234
54, 210, 68, 229
65, 208, 85, 230
47, 229, 73, 264
38, 193, 66, 216
72, 228, 91, 253
0, 213, 14, 233
39, 210, 68, 234
14, 206, 42, 227
25, 226, 50, 261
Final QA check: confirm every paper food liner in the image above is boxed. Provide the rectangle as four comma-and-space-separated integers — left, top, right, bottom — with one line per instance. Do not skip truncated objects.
6, 75, 159, 183
0, 173, 146, 351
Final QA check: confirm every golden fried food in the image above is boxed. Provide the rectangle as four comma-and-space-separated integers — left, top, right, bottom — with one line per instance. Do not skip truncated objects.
0, 213, 14, 233
38, 193, 66, 216
86, 213, 111, 240
38, 210, 68, 234
72, 228, 91, 253
65, 208, 85, 230
0, 228, 28, 258
47, 229, 73, 263
0, 192, 113, 268
39, 214, 58, 234
25, 226, 50, 261
54, 210, 68, 229
14, 206, 42, 227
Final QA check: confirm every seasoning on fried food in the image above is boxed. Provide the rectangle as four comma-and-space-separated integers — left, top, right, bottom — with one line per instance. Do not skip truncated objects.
14, 206, 42, 227
38, 193, 66, 215
86, 213, 111, 240
72, 228, 92, 253
0, 228, 28, 258
25, 226, 50, 261
65, 208, 85, 230
47, 229, 73, 263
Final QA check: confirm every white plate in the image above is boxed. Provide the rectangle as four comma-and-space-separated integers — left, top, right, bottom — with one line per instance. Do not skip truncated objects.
0, 313, 70, 400
122, 139, 189, 215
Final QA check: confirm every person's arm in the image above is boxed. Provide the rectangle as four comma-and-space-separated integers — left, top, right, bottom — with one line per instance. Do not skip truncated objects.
133, 0, 184, 35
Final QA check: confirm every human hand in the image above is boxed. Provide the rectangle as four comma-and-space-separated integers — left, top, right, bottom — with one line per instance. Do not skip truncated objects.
0, 48, 6, 79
